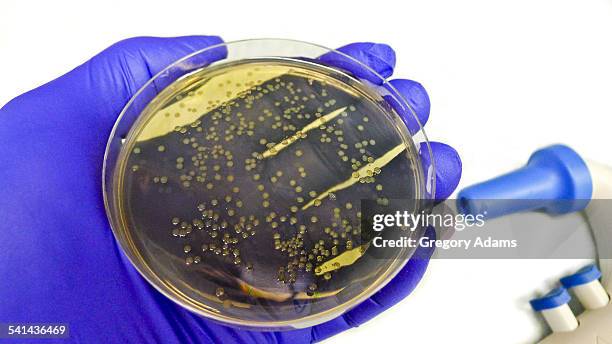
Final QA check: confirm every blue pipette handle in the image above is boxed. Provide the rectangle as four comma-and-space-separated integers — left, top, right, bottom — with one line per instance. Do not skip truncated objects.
457, 145, 592, 219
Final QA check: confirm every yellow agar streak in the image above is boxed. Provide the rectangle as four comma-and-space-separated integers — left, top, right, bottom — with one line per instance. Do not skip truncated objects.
261, 106, 348, 158
302, 143, 406, 210
237, 279, 345, 301
315, 243, 370, 276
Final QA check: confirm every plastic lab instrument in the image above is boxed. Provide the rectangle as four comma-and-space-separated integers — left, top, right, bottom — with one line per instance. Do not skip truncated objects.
458, 144, 612, 343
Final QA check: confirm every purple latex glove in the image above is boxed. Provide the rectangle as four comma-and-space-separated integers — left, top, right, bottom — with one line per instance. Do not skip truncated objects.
0, 36, 461, 343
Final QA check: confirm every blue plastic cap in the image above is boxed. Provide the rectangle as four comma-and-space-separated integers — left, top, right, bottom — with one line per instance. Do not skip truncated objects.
457, 145, 593, 219
560, 265, 602, 289
530, 287, 572, 311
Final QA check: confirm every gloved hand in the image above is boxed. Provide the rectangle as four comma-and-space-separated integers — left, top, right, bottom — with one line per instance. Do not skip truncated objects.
0, 36, 461, 343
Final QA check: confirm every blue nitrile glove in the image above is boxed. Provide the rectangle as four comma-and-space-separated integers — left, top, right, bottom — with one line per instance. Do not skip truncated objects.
0, 36, 461, 343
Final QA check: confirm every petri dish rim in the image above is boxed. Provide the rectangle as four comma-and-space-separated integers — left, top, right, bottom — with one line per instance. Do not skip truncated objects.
102, 38, 436, 329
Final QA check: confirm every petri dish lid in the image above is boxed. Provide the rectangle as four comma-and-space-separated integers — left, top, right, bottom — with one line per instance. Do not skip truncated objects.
103, 39, 435, 329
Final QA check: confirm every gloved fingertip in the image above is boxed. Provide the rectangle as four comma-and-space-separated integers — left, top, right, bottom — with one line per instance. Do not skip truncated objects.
390, 79, 430, 127
163, 35, 225, 52
420, 142, 462, 201
384, 79, 431, 134
165, 35, 228, 68
319, 42, 396, 84
353, 42, 396, 78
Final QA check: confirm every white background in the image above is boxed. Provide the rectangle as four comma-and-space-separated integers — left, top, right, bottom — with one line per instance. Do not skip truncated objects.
2, 0, 612, 342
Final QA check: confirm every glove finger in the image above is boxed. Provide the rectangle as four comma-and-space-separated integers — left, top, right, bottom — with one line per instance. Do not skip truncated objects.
420, 141, 462, 201
383, 79, 431, 134
318, 42, 396, 84
311, 226, 436, 342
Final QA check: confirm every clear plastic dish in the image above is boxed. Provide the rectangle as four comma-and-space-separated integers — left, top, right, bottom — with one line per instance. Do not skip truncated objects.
102, 39, 435, 330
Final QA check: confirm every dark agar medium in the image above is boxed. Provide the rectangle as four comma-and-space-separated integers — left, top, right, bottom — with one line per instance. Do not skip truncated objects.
106, 56, 429, 329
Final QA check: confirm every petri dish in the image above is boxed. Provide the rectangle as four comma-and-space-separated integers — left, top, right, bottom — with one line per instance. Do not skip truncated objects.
103, 39, 435, 330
